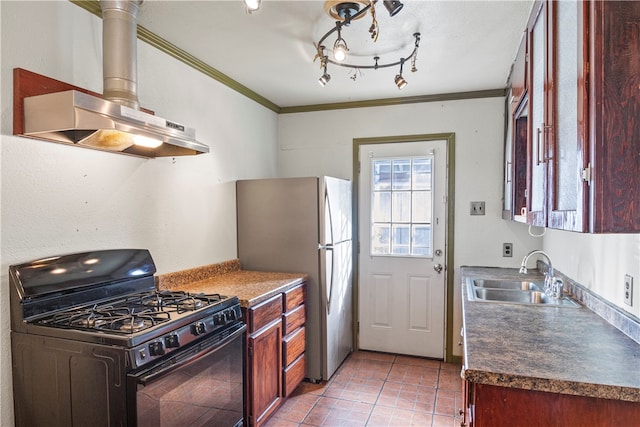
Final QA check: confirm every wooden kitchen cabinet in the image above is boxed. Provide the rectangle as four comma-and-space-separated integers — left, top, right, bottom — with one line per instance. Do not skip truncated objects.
588, 0, 640, 232
244, 282, 306, 427
282, 283, 306, 397
504, 0, 640, 232
502, 33, 528, 220
526, 0, 549, 228
246, 295, 283, 427
462, 381, 640, 427
503, 2, 550, 226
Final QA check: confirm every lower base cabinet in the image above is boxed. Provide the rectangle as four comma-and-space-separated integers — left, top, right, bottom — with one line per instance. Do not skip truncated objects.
248, 318, 282, 426
463, 381, 640, 427
244, 283, 306, 427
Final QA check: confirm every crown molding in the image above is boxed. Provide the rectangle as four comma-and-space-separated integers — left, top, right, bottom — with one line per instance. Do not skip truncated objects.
279, 89, 507, 114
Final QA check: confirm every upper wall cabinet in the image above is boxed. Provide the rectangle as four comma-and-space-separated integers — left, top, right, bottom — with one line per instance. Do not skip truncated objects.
503, 0, 640, 233
589, 1, 640, 232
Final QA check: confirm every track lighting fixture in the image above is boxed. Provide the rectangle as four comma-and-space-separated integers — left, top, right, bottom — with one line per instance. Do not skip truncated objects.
394, 58, 407, 89
314, 0, 420, 88
383, 0, 404, 17
318, 58, 331, 86
319, 71, 331, 87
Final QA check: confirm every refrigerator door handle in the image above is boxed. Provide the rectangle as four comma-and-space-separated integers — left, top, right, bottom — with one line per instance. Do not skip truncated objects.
323, 183, 337, 315
325, 245, 335, 315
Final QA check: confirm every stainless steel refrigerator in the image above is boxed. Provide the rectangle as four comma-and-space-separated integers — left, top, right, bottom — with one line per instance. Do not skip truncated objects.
236, 176, 353, 382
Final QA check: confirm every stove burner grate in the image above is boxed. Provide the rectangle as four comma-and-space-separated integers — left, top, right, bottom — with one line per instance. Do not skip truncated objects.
47, 304, 172, 334
132, 290, 224, 314
38, 290, 227, 335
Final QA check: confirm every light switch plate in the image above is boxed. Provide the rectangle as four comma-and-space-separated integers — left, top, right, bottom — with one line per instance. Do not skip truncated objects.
470, 201, 485, 215
624, 274, 633, 306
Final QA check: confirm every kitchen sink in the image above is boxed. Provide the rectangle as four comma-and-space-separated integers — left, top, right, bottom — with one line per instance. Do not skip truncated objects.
473, 279, 542, 291
467, 278, 581, 307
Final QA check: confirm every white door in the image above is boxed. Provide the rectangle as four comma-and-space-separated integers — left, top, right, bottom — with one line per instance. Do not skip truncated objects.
358, 140, 447, 358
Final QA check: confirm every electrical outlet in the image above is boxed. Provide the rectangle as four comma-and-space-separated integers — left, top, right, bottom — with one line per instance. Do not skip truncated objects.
624, 274, 633, 306
470, 201, 485, 216
503, 243, 513, 257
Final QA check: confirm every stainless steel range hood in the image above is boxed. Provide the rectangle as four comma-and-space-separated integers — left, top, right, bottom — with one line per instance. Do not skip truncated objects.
21, 0, 209, 158
23, 90, 209, 157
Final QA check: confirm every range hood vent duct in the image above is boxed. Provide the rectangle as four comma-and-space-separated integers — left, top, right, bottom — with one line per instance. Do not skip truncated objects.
21, 0, 209, 158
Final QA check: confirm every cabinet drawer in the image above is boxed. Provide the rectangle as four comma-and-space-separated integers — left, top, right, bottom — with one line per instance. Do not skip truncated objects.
282, 304, 305, 336
283, 326, 305, 367
249, 294, 283, 333
283, 354, 305, 397
283, 284, 304, 312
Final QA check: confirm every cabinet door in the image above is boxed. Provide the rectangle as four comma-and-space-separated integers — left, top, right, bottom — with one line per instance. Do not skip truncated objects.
248, 319, 282, 427
503, 91, 514, 219
504, 33, 529, 221
546, 0, 588, 232
589, 0, 640, 232
526, 0, 549, 227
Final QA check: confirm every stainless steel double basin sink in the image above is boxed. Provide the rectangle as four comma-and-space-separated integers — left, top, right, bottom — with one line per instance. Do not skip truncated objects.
467, 279, 580, 307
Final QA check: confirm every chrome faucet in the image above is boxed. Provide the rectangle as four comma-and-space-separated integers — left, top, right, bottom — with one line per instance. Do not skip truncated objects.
519, 250, 563, 299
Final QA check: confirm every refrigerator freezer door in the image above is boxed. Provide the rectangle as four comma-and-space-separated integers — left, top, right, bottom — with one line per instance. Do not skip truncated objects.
322, 177, 352, 246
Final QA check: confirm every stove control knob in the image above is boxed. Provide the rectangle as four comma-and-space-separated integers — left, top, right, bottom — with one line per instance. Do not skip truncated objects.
225, 309, 237, 321
214, 313, 226, 326
164, 334, 180, 348
191, 321, 206, 336
149, 341, 165, 356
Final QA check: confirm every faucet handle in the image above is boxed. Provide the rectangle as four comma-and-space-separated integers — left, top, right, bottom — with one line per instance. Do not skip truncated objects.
553, 278, 564, 299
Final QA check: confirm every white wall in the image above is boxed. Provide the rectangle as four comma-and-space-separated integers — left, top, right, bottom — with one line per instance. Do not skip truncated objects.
277, 98, 542, 359
0, 2, 278, 425
544, 231, 640, 318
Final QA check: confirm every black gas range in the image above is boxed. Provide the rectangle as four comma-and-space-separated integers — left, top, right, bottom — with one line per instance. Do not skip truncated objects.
9, 249, 246, 427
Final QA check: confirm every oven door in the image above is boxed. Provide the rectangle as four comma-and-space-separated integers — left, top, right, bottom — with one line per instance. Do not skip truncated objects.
128, 322, 246, 427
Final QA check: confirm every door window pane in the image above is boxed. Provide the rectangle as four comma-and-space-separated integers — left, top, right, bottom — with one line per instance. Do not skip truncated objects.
371, 224, 390, 255
392, 191, 411, 223
392, 225, 410, 255
372, 192, 391, 222
370, 156, 433, 257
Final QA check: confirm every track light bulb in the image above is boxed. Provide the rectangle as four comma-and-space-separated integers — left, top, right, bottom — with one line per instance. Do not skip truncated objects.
244, 0, 261, 13
319, 73, 331, 87
394, 74, 407, 89
333, 39, 348, 62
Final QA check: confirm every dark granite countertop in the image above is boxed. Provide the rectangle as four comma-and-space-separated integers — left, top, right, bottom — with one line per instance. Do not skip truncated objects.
155, 259, 307, 308
461, 266, 640, 403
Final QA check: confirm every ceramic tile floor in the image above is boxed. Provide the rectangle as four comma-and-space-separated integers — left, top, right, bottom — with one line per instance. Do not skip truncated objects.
265, 351, 463, 427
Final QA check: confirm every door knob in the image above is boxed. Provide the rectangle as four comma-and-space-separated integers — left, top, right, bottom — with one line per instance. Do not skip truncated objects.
434, 264, 443, 273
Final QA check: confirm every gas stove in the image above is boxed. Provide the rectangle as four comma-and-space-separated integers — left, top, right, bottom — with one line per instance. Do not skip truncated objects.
9, 249, 247, 427
9, 249, 242, 368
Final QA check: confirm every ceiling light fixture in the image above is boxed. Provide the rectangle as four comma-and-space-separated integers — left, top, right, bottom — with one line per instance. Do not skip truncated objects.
319, 61, 332, 86
333, 27, 349, 62
244, 0, 261, 14
394, 58, 408, 89
315, 0, 420, 88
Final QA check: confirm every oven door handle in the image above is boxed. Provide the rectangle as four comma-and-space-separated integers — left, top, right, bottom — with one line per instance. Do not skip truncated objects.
132, 322, 246, 386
